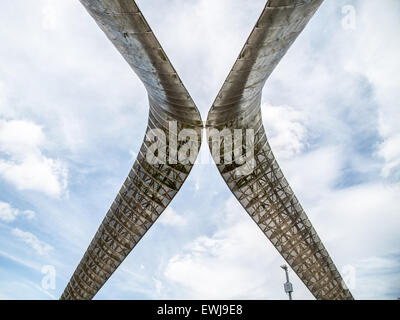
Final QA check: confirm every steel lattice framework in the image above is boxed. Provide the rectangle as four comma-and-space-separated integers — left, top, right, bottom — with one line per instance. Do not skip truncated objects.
61, 0, 353, 300
206, 0, 353, 300
60, 0, 202, 299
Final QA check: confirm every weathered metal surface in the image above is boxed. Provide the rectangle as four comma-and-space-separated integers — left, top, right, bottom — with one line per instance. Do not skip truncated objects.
60, 0, 202, 300
62, 0, 353, 300
206, 0, 353, 300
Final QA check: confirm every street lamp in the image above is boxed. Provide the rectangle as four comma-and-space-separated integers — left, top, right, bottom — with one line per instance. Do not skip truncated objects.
280, 264, 293, 300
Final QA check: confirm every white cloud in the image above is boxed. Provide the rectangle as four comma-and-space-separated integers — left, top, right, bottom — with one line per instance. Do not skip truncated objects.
262, 103, 307, 159
11, 228, 53, 256
0, 119, 45, 153
158, 207, 187, 227
279, 146, 344, 204
92, 0, 400, 300
163, 197, 313, 299
352, 255, 400, 300
0, 201, 35, 222
129, 150, 137, 161
261, 0, 400, 178
162, 180, 400, 300
137, 0, 266, 117
378, 133, 400, 178
0, 119, 68, 197
0, 279, 56, 300
0, 0, 398, 300
41, 4, 57, 30
343, 1, 400, 177
0, 249, 41, 273
309, 183, 400, 259
0, 82, 7, 111
342, 0, 400, 171
152, 277, 163, 295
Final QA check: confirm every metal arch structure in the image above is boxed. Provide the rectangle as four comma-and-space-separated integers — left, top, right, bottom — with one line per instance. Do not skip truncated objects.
61, 0, 202, 299
206, 0, 353, 300
61, 0, 354, 300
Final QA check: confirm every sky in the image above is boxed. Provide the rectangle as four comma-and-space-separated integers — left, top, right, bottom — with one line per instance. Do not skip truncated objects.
0, 0, 399, 300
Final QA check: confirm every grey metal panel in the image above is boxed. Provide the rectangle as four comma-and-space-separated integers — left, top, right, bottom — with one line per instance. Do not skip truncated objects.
62, 0, 353, 300
206, 0, 353, 300
60, 0, 202, 300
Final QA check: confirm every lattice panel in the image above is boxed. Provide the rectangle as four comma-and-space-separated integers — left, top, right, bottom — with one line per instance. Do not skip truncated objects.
61, 0, 202, 300
207, 0, 353, 300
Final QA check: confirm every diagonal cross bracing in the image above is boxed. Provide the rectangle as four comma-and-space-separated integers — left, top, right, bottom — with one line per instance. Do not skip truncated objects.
60, 0, 202, 300
206, 0, 353, 300
61, 0, 353, 300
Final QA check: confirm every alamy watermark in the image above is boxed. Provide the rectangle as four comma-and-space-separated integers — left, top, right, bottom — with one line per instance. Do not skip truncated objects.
41, 265, 56, 290
145, 121, 256, 176
341, 264, 356, 290
341, 5, 357, 30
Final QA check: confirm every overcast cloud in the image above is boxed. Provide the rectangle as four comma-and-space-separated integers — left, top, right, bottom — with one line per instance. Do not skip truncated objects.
0, 0, 399, 300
